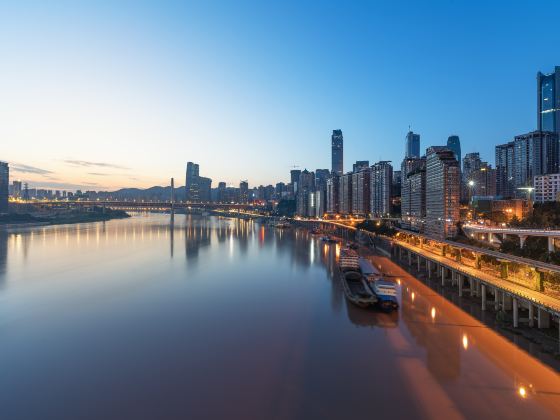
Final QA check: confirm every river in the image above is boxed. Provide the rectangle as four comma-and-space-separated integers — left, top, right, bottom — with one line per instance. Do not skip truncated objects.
0, 214, 558, 419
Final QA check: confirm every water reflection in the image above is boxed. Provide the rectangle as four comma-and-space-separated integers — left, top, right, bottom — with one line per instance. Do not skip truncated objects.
0, 215, 558, 419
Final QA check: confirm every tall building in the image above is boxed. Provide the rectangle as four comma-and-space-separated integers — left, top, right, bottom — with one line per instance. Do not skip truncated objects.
296, 170, 315, 216
326, 176, 339, 214
199, 177, 212, 202
468, 162, 497, 199
185, 162, 200, 202
338, 173, 353, 214
331, 130, 343, 175
352, 160, 369, 173
401, 165, 426, 232
290, 169, 301, 197
447, 136, 461, 168
495, 142, 515, 198
0, 162, 8, 213
217, 182, 227, 203
11, 180, 22, 198
314, 169, 330, 191
513, 130, 559, 196
239, 181, 249, 203
352, 168, 370, 216
537, 67, 560, 135
370, 161, 393, 217
405, 131, 420, 158
425, 147, 460, 239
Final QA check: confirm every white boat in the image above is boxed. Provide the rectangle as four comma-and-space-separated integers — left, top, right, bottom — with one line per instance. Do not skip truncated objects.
359, 257, 399, 311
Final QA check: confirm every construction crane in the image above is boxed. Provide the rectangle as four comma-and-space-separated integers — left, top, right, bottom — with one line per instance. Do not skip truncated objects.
289, 165, 300, 169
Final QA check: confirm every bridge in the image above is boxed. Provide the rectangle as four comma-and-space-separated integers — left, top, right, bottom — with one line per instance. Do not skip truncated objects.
462, 223, 560, 251
29, 200, 260, 211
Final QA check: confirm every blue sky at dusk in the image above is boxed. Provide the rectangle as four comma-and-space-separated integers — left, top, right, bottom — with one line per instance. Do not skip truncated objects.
1, 0, 559, 190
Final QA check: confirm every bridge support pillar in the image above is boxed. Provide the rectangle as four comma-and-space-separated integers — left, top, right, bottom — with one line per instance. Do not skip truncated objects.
519, 235, 527, 249
441, 266, 445, 286
469, 277, 474, 296
513, 298, 519, 328
481, 284, 487, 311
494, 288, 500, 311
538, 308, 550, 329
408, 251, 412, 266
528, 304, 534, 327
548, 237, 555, 252
458, 273, 463, 297
427, 261, 432, 279
502, 294, 512, 311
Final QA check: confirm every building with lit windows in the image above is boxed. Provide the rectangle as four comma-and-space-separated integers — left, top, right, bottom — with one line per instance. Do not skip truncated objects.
425, 147, 460, 238
370, 161, 393, 217
534, 173, 560, 203
331, 130, 343, 176
0, 162, 8, 213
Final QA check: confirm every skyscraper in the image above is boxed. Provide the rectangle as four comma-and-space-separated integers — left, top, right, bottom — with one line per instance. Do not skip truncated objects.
326, 176, 339, 214
352, 167, 370, 216
185, 162, 200, 202
405, 131, 420, 158
239, 181, 249, 203
537, 67, 560, 135
0, 162, 8, 214
331, 129, 343, 175
425, 147, 460, 239
370, 161, 393, 217
290, 169, 301, 197
296, 170, 315, 216
447, 136, 461, 168
513, 130, 559, 196
495, 142, 515, 198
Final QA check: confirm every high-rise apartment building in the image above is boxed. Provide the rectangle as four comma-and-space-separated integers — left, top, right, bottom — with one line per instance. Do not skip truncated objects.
326, 176, 339, 214
0, 162, 8, 213
352, 168, 370, 216
405, 131, 420, 158
296, 170, 315, 216
495, 142, 515, 198
534, 173, 560, 203
331, 130, 343, 175
338, 173, 352, 214
370, 161, 393, 217
425, 147, 460, 238
513, 131, 559, 196
290, 169, 301, 197
239, 181, 249, 203
537, 67, 560, 135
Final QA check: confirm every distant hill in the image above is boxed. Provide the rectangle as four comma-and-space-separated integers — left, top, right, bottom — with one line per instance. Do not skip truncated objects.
95, 186, 186, 201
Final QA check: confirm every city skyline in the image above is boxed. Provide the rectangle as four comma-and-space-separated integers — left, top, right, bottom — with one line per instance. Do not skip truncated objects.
2, 1, 560, 190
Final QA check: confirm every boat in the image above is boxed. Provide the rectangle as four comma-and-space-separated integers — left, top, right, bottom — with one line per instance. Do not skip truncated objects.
370, 280, 399, 311
275, 221, 291, 229
358, 257, 399, 311
340, 270, 378, 308
339, 248, 360, 271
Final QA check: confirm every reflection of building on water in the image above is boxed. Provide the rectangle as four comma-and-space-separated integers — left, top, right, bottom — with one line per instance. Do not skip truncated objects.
0, 230, 7, 280
400, 289, 461, 382
184, 216, 212, 260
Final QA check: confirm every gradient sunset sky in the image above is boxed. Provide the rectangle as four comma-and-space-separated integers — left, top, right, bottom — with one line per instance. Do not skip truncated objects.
1, 1, 559, 191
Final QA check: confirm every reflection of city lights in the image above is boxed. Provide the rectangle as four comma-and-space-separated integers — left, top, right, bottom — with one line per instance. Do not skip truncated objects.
431, 307, 436, 320
518, 386, 527, 398
411, 292, 415, 302
397, 278, 401, 285
462, 334, 468, 350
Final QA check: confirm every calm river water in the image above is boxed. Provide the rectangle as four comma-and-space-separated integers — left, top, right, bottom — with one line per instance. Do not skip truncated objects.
0, 214, 558, 419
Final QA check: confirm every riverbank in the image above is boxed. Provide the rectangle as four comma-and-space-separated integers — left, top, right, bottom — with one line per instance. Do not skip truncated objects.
0, 208, 130, 229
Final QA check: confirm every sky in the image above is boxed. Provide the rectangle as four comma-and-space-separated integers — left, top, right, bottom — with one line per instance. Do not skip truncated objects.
1, 0, 559, 191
